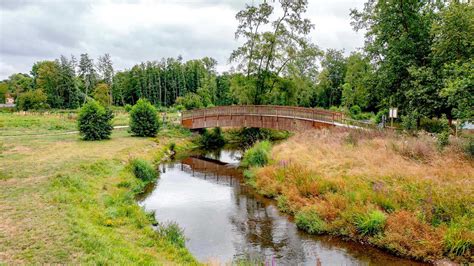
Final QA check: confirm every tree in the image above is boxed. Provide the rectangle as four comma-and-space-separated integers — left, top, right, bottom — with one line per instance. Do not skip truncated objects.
78, 53, 97, 103
58, 55, 80, 108
230, 0, 315, 104
440, 60, 473, 122
34, 61, 62, 108
315, 49, 347, 108
16, 90, 49, 110
0, 82, 7, 103
97, 53, 114, 104
8, 73, 33, 97
351, 0, 435, 112
93, 83, 111, 106
77, 100, 114, 140
129, 99, 160, 137
342, 52, 373, 109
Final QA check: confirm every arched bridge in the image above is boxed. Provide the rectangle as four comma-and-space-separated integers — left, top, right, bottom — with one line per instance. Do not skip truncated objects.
181, 105, 351, 131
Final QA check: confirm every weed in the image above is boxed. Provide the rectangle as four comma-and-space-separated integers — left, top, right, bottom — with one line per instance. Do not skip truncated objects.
295, 209, 327, 234
157, 222, 186, 248
241, 140, 271, 167
354, 210, 386, 236
129, 159, 157, 182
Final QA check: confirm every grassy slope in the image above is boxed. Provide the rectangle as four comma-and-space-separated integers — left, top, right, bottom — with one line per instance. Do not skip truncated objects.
249, 129, 473, 263
0, 112, 198, 264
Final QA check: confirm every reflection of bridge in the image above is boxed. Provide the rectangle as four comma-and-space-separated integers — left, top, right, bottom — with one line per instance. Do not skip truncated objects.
181, 105, 348, 131
180, 156, 243, 186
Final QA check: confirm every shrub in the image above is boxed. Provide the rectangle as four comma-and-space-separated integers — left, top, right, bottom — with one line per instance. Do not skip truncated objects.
375, 109, 388, 124
437, 116, 450, 150
157, 222, 186, 248
16, 90, 49, 110
130, 99, 160, 137
295, 209, 327, 234
200, 127, 225, 148
77, 100, 114, 140
241, 140, 271, 168
124, 104, 132, 112
420, 118, 446, 133
349, 105, 362, 118
175, 92, 204, 110
130, 159, 156, 182
401, 111, 419, 132
354, 210, 386, 236
466, 139, 474, 158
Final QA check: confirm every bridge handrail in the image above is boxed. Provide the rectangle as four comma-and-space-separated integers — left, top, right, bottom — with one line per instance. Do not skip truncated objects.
181, 105, 345, 124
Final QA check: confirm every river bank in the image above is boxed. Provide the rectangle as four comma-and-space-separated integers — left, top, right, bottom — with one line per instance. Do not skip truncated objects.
0, 112, 199, 264
244, 128, 473, 263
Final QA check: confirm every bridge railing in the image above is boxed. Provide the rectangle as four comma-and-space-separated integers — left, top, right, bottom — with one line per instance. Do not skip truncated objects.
181, 105, 344, 124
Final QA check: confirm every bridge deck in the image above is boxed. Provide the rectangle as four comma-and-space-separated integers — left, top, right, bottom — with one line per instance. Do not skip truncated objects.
181, 105, 347, 131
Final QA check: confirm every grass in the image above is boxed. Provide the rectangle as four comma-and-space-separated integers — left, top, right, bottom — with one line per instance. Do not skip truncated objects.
247, 128, 473, 263
240, 140, 271, 168
0, 111, 199, 264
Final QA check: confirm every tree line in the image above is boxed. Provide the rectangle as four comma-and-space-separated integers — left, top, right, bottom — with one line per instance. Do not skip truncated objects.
1, 0, 472, 124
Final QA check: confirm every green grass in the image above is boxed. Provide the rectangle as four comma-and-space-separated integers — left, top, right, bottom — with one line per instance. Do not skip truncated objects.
241, 140, 272, 168
0, 112, 199, 264
353, 210, 387, 236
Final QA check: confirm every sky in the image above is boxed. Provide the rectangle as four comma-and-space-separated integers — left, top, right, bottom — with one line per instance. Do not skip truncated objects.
0, 0, 366, 80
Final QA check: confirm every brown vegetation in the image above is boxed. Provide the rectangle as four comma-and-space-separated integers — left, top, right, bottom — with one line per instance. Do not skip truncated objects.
250, 128, 473, 263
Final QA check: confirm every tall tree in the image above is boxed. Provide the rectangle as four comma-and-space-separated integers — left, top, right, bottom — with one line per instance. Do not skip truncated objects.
78, 53, 97, 103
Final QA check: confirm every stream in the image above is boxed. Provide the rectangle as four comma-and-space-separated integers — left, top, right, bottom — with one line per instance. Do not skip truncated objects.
139, 148, 425, 265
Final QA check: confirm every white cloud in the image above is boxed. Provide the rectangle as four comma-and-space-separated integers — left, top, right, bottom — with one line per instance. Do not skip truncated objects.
0, 0, 365, 79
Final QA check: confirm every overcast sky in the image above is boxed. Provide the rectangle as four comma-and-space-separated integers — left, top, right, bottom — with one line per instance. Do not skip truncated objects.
0, 0, 365, 79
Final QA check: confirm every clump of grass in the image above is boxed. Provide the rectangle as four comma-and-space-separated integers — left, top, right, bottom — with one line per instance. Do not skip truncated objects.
241, 140, 271, 168
295, 208, 327, 234
157, 222, 186, 248
444, 220, 473, 258
129, 159, 157, 182
199, 127, 226, 148
353, 210, 386, 236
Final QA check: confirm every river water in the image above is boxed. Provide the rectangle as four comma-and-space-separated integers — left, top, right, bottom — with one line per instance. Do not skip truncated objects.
139, 148, 425, 265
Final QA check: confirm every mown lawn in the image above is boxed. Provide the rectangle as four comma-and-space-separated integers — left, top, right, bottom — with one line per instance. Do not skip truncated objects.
0, 112, 198, 264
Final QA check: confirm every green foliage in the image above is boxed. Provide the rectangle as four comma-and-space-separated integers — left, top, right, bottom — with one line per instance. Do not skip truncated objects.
466, 139, 474, 158
16, 90, 49, 110
420, 118, 448, 133
129, 159, 156, 182
0, 82, 8, 103
77, 100, 114, 140
199, 127, 225, 149
295, 209, 327, 234
93, 83, 111, 106
241, 140, 271, 168
129, 99, 160, 137
375, 109, 388, 124
157, 222, 186, 249
124, 104, 132, 112
353, 210, 386, 236
349, 105, 361, 118
437, 115, 450, 150
401, 111, 419, 132
443, 220, 473, 258
175, 93, 204, 110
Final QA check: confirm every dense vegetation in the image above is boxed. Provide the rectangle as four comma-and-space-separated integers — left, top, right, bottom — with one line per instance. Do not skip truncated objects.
77, 101, 114, 140
1, 1, 471, 127
246, 129, 473, 262
129, 99, 160, 137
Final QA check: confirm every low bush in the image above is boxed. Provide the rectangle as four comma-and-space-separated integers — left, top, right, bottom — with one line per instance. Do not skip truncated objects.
129, 159, 157, 182
124, 104, 132, 112
77, 100, 114, 140
353, 210, 386, 236
130, 99, 160, 137
295, 209, 327, 234
241, 140, 271, 168
16, 89, 49, 111
199, 127, 226, 148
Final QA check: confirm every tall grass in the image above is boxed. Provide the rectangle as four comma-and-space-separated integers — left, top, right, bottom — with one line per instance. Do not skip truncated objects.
241, 140, 272, 168
251, 128, 474, 262
129, 158, 157, 182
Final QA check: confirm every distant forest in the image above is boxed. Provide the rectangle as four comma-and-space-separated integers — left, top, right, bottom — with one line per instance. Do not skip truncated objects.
1, 0, 472, 123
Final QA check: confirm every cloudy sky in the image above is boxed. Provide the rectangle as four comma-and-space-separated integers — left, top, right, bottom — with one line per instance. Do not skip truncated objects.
0, 0, 365, 79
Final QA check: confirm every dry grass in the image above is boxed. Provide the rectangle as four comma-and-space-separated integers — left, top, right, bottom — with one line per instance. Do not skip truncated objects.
251, 128, 474, 263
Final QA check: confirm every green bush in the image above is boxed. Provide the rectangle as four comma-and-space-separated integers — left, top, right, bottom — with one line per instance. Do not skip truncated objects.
16, 90, 49, 110
241, 140, 271, 168
437, 116, 450, 150
130, 99, 160, 137
350, 105, 362, 118
77, 100, 114, 140
157, 222, 186, 248
295, 209, 327, 234
401, 111, 419, 132
200, 127, 225, 148
354, 210, 386, 236
129, 159, 157, 182
124, 104, 132, 112
175, 92, 204, 110
374, 109, 388, 124
420, 118, 446, 133
466, 139, 474, 158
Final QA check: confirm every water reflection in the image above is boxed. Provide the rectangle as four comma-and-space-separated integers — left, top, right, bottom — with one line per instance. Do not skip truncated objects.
139, 149, 425, 265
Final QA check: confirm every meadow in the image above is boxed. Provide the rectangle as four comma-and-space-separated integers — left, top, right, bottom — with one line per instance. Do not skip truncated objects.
0, 111, 199, 264
247, 129, 473, 263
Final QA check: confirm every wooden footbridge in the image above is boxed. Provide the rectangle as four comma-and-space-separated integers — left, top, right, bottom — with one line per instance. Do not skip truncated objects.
181, 105, 356, 131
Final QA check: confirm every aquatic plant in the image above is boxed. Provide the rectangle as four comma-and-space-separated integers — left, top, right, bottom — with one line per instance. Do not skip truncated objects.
241, 140, 271, 168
